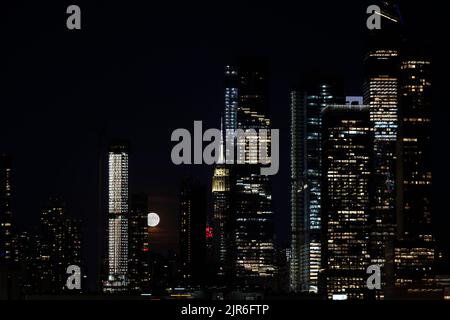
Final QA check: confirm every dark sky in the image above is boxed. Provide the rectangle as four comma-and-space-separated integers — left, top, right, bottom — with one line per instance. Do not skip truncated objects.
1, 0, 448, 289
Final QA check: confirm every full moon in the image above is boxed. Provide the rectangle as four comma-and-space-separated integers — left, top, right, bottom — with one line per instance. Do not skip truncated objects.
147, 212, 160, 227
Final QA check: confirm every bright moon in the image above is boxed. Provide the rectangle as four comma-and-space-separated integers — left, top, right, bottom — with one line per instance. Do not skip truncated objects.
147, 212, 160, 227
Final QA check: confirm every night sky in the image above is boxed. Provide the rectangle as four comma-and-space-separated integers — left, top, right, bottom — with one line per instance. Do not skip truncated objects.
1, 1, 448, 290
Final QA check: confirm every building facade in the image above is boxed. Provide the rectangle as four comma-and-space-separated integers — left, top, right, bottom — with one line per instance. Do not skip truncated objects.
390, 56, 436, 298
128, 193, 151, 293
179, 177, 206, 286
290, 80, 344, 293
321, 104, 371, 300
363, 3, 402, 291
211, 126, 231, 278
104, 142, 129, 293
0, 155, 14, 265
35, 198, 82, 293
225, 58, 276, 289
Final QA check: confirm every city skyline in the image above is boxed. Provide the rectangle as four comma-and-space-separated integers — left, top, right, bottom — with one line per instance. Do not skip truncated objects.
1, 0, 449, 300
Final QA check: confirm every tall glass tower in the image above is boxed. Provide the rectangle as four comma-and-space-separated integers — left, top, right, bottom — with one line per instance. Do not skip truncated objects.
224, 58, 276, 289
363, 2, 402, 293
290, 80, 344, 293
103, 142, 129, 293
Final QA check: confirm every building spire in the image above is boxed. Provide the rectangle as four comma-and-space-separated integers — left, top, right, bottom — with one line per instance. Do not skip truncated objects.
218, 117, 225, 164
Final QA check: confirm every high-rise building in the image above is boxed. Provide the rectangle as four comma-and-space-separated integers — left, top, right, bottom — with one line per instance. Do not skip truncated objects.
0, 154, 16, 265
211, 123, 231, 278
0, 154, 20, 299
397, 58, 432, 243
290, 79, 344, 293
103, 142, 129, 293
128, 193, 151, 293
224, 58, 276, 288
224, 65, 239, 162
321, 104, 371, 300
363, 2, 402, 288
179, 177, 206, 286
35, 197, 82, 294
389, 56, 436, 298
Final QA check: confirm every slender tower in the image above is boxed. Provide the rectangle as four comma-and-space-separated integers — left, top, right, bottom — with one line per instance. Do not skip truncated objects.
363, 1, 402, 294
211, 119, 231, 278
290, 79, 344, 293
103, 142, 129, 293
0, 155, 13, 265
225, 58, 276, 289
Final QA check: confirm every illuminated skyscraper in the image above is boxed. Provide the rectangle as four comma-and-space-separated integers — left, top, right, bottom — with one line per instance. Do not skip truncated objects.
363, 2, 402, 288
225, 58, 276, 288
104, 142, 129, 293
321, 104, 371, 300
211, 121, 231, 278
290, 80, 344, 293
224, 65, 239, 162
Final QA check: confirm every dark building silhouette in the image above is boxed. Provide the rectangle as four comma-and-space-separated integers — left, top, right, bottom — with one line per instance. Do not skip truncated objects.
34, 198, 83, 294
388, 55, 438, 298
0, 155, 16, 265
128, 193, 151, 293
0, 154, 21, 299
179, 177, 206, 286
397, 57, 432, 244
149, 251, 178, 294
16, 230, 40, 296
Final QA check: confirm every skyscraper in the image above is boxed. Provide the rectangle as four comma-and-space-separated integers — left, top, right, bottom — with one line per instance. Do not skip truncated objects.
179, 177, 206, 286
103, 142, 129, 293
0, 154, 20, 299
224, 65, 239, 162
363, 2, 402, 289
321, 104, 371, 300
389, 56, 436, 298
128, 193, 151, 293
397, 58, 432, 243
290, 80, 344, 293
211, 123, 231, 278
225, 58, 276, 288
0, 155, 14, 264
